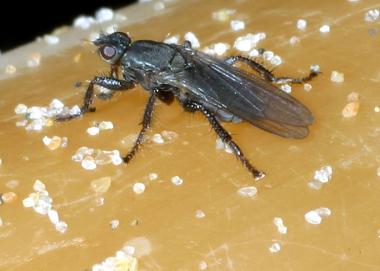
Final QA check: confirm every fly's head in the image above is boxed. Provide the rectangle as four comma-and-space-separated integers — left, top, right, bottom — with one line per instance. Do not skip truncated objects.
94, 32, 132, 65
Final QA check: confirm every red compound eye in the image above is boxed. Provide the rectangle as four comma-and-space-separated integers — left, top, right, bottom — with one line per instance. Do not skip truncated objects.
100, 45, 116, 60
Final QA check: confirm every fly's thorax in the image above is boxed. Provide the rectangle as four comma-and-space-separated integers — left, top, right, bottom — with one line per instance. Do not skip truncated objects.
122, 40, 187, 72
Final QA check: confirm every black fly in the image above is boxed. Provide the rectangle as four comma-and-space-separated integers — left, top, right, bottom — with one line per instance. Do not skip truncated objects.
57, 32, 319, 180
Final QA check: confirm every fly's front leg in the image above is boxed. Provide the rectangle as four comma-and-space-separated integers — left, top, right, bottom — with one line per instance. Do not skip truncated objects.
122, 91, 157, 164
224, 56, 319, 84
56, 76, 135, 121
180, 98, 265, 180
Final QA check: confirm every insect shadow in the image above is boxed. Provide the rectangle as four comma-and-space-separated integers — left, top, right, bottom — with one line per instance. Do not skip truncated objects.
57, 32, 319, 180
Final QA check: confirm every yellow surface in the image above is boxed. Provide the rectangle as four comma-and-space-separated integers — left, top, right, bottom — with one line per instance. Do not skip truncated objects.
1, 0, 380, 270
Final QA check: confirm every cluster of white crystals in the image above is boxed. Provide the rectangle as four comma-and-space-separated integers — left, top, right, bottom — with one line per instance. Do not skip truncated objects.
273, 217, 287, 234
234, 33, 266, 52
42, 136, 68, 150
237, 186, 257, 198
87, 121, 114, 136
72, 147, 122, 170
364, 9, 379, 22
171, 176, 184, 186
269, 242, 281, 253
248, 49, 282, 67
91, 245, 138, 271
330, 70, 345, 83
22, 180, 68, 233
308, 165, 333, 190
203, 43, 231, 56
230, 20, 245, 31
212, 8, 236, 22
319, 25, 330, 33
296, 19, 307, 30
305, 207, 332, 225
14, 99, 80, 131
73, 8, 126, 30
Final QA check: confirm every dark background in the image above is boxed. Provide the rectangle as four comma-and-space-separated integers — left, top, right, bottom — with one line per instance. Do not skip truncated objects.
1, 0, 137, 52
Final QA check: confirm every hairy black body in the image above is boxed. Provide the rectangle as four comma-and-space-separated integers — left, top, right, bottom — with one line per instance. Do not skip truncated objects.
57, 32, 319, 179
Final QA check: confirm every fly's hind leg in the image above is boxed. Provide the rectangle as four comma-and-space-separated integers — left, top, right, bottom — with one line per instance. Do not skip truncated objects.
178, 97, 265, 180
224, 55, 319, 84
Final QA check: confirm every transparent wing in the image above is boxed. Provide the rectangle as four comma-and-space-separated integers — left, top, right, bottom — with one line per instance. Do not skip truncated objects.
163, 47, 314, 139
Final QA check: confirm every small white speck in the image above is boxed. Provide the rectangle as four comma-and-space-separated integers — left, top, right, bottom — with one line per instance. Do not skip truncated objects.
310, 64, 320, 73
304, 83, 312, 92
212, 8, 235, 22
377, 229, 380, 238
27, 52, 41, 68
148, 173, 158, 181
262, 51, 274, 61
154, 1, 165, 11
95, 8, 114, 23
319, 25, 330, 33
122, 245, 136, 256
50, 99, 65, 110
73, 16, 95, 30
330, 71, 344, 83
280, 84, 292, 93
297, 19, 307, 30
315, 207, 332, 217
98, 121, 114, 130
81, 157, 97, 170
171, 176, 184, 186
289, 36, 300, 45
5, 64, 16, 74
199, 261, 208, 270
374, 106, 380, 113
234, 33, 266, 52
133, 183, 146, 194
152, 133, 164, 144
377, 166, 380, 176
249, 49, 260, 58
269, 242, 281, 253
230, 20, 245, 31
105, 24, 118, 34
271, 55, 282, 66
273, 217, 287, 234
313, 166, 333, 183
195, 209, 206, 219
15, 104, 28, 115
203, 43, 230, 56
44, 35, 60, 45
48, 209, 60, 225
55, 221, 68, 234
110, 219, 120, 230
308, 179, 323, 190
33, 180, 46, 192
22, 197, 35, 208
87, 126, 100, 136
305, 210, 321, 224
365, 9, 379, 22
184, 32, 200, 48
237, 186, 257, 198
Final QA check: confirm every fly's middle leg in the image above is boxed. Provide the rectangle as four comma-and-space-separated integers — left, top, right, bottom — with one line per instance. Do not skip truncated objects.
224, 56, 319, 84
122, 91, 157, 164
179, 98, 265, 180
